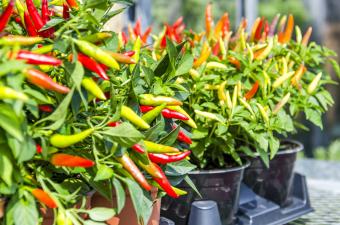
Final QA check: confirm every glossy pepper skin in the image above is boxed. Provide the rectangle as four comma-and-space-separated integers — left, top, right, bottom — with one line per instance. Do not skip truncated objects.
50, 128, 95, 148
152, 163, 179, 198
244, 81, 259, 100
73, 39, 120, 70
141, 103, 166, 124
120, 105, 150, 130
15, 50, 62, 66
0, 36, 43, 45
109, 52, 136, 64
26, 0, 44, 31
301, 27, 312, 46
139, 94, 182, 106
148, 151, 191, 164
51, 153, 95, 168
81, 77, 106, 100
205, 3, 213, 37
172, 124, 192, 145
24, 69, 70, 94
144, 141, 179, 153
116, 153, 152, 191
41, 0, 49, 23
24, 11, 38, 36
31, 189, 57, 208
66, 0, 79, 9
0, 86, 28, 101
140, 105, 189, 121
0, 0, 14, 33
167, 106, 197, 129
36, 144, 43, 153
71, 53, 109, 80
193, 41, 211, 68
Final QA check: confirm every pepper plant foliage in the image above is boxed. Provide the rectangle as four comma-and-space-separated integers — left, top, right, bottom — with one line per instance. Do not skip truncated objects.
0, 0, 196, 224
178, 6, 340, 169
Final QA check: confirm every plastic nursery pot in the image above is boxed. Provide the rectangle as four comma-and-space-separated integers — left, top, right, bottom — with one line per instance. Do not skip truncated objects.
242, 139, 303, 207
91, 187, 161, 225
0, 198, 5, 219
161, 161, 250, 225
41, 192, 93, 225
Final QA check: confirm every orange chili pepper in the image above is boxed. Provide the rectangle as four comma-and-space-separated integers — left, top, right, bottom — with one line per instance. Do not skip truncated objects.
278, 14, 294, 44
228, 56, 241, 69
193, 42, 211, 68
205, 3, 213, 38
291, 64, 306, 88
31, 189, 57, 208
214, 13, 229, 39
301, 26, 312, 46
245, 81, 259, 100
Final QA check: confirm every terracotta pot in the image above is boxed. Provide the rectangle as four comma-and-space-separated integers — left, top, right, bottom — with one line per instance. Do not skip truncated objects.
91, 188, 161, 225
0, 198, 5, 219
41, 192, 93, 225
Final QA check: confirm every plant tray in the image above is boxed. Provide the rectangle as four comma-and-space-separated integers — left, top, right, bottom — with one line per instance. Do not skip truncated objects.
237, 173, 313, 225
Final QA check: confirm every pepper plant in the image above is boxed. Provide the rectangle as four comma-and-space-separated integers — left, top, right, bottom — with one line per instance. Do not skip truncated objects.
171, 5, 340, 169
0, 0, 196, 224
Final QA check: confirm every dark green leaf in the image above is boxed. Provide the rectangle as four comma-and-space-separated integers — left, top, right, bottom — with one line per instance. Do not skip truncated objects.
112, 178, 125, 214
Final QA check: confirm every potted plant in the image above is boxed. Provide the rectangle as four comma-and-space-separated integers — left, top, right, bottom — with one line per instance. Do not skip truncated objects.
0, 1, 196, 225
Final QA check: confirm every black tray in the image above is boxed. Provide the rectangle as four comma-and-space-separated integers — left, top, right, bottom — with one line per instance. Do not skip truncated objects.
160, 173, 313, 225
237, 173, 313, 225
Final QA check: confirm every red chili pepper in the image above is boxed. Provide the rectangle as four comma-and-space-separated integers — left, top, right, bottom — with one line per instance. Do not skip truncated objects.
0, 0, 14, 33
172, 124, 192, 145
24, 69, 70, 94
123, 51, 135, 57
71, 53, 109, 80
41, 0, 49, 24
15, 50, 62, 65
36, 144, 42, 154
39, 105, 53, 113
141, 26, 152, 43
24, 11, 38, 36
66, 0, 79, 9
244, 81, 259, 100
212, 41, 220, 56
160, 34, 167, 48
121, 31, 128, 45
140, 106, 189, 121
63, 3, 70, 19
172, 16, 183, 29
254, 18, 264, 41
116, 153, 152, 191
31, 189, 57, 208
107, 121, 121, 127
228, 56, 241, 69
26, 0, 44, 31
148, 151, 191, 164
152, 163, 179, 198
14, 16, 22, 25
263, 21, 269, 39
51, 153, 95, 168
133, 18, 142, 37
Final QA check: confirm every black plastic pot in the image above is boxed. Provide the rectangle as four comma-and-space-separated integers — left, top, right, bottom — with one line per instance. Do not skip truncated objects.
161, 161, 249, 225
242, 139, 303, 207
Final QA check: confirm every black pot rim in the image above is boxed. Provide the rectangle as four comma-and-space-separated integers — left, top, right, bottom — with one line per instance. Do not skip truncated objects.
189, 159, 250, 175
276, 139, 304, 155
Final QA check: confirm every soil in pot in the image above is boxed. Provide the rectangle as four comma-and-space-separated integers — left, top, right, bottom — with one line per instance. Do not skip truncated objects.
242, 139, 303, 207
161, 161, 249, 225
91, 188, 160, 225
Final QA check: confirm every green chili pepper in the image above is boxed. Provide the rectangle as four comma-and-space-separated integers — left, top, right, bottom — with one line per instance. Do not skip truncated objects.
226, 90, 232, 109
194, 110, 225, 123
307, 72, 322, 94
73, 39, 120, 70
232, 85, 238, 109
295, 26, 302, 43
121, 105, 150, 130
0, 36, 43, 45
82, 32, 112, 43
0, 86, 28, 102
239, 98, 255, 117
144, 140, 180, 153
217, 81, 227, 106
50, 128, 95, 148
206, 61, 228, 70
32, 45, 54, 54
130, 36, 141, 71
81, 77, 106, 100
272, 71, 295, 89
139, 94, 182, 106
256, 103, 269, 123
189, 68, 200, 80
142, 103, 166, 124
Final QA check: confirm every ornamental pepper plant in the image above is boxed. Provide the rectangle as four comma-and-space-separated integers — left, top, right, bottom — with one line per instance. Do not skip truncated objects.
173, 5, 340, 169
0, 1, 196, 224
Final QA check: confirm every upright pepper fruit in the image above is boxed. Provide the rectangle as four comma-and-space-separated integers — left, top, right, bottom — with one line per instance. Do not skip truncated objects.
51, 153, 95, 168
301, 27, 312, 46
205, 3, 213, 38
273, 93, 290, 114
24, 11, 38, 36
193, 41, 211, 68
66, 0, 79, 9
115, 153, 152, 191
26, 0, 44, 31
0, 0, 14, 33
278, 14, 294, 44
24, 69, 70, 94
50, 128, 95, 148
307, 72, 322, 94
31, 189, 57, 208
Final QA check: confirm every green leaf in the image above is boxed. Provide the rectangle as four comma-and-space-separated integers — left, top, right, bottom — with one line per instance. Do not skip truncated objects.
13, 195, 38, 225
94, 164, 114, 181
112, 178, 125, 214
305, 107, 323, 128
184, 175, 202, 198
239, 146, 255, 158
0, 60, 28, 77
100, 122, 144, 147
124, 178, 153, 225
0, 144, 13, 186
142, 66, 155, 86
0, 104, 23, 141
269, 135, 280, 159
166, 160, 196, 176
144, 119, 165, 141
35, 88, 75, 130
330, 58, 340, 79
85, 0, 107, 9
40, 18, 64, 31
88, 207, 116, 222
159, 125, 180, 146
84, 221, 107, 225
175, 53, 194, 76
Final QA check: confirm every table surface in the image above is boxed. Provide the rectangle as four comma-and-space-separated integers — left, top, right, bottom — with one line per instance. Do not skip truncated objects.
287, 159, 340, 225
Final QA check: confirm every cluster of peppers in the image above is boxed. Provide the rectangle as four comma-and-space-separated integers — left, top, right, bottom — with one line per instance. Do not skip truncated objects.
0, 0, 198, 222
